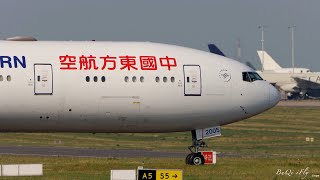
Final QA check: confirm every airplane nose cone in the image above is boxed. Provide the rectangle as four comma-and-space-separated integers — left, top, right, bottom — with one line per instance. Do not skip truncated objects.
269, 85, 281, 107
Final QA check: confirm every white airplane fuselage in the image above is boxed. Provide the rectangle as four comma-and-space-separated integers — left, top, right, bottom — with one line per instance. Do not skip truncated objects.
0, 41, 280, 133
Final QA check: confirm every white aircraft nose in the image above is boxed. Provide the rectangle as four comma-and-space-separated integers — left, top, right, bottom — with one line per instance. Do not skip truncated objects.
269, 85, 281, 107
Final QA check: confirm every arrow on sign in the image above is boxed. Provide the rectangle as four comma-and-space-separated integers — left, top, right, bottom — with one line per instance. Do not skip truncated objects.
172, 174, 178, 178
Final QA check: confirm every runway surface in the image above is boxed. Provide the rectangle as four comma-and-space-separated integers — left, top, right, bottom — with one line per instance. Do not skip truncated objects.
277, 100, 320, 107
0, 146, 281, 158
0, 146, 186, 158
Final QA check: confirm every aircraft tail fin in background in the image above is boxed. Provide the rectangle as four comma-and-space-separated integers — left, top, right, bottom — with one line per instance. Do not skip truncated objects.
208, 44, 225, 57
257, 51, 282, 70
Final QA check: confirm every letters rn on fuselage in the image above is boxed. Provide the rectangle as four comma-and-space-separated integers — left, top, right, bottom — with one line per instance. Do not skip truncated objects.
0, 56, 26, 68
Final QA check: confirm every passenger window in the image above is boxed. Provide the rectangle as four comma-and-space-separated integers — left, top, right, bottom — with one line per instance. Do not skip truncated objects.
132, 76, 137, 82
155, 76, 160, 83
86, 76, 90, 82
0, 75, 3, 81
124, 76, 129, 82
171, 77, 175, 83
101, 76, 106, 82
140, 76, 144, 82
163, 77, 167, 83
7, 75, 11, 82
93, 76, 98, 82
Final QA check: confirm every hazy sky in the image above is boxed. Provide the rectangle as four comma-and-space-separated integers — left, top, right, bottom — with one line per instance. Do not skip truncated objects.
1, 0, 320, 70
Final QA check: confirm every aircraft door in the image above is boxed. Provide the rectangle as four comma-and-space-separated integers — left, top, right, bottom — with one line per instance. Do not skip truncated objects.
184, 65, 201, 96
34, 64, 53, 95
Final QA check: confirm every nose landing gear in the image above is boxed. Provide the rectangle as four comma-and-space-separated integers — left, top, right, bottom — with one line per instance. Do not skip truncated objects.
185, 130, 207, 165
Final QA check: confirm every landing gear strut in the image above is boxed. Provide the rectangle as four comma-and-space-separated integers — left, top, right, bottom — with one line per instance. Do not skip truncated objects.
186, 130, 207, 165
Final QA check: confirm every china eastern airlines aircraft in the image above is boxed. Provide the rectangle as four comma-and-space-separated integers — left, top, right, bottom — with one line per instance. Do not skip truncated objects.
0, 37, 280, 165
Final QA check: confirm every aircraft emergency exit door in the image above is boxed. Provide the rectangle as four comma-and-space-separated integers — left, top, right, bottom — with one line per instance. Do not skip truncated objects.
184, 65, 201, 96
34, 64, 53, 95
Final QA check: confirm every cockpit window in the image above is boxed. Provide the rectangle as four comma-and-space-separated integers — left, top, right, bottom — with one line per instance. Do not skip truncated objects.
242, 72, 263, 82
242, 72, 251, 82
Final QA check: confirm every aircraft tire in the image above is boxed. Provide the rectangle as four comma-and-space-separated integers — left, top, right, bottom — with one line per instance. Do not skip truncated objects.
185, 153, 193, 164
190, 153, 205, 165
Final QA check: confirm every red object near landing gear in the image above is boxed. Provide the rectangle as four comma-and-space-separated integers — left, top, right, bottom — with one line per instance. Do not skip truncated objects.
201, 151, 216, 165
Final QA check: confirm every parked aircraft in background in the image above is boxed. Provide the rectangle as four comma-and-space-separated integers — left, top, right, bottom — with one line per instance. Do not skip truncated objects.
256, 51, 320, 99
0, 37, 280, 165
256, 72, 320, 98
257, 50, 311, 73
207, 44, 320, 99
